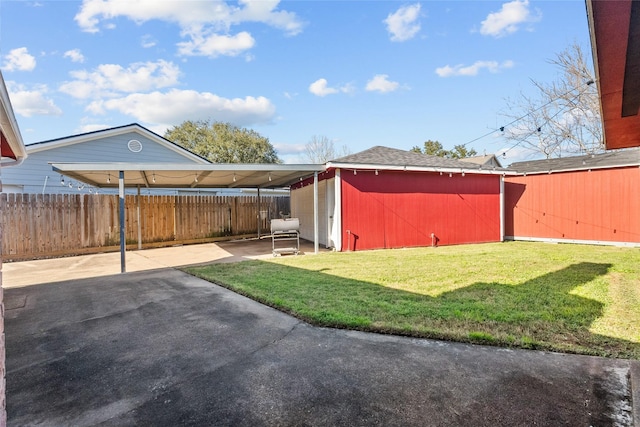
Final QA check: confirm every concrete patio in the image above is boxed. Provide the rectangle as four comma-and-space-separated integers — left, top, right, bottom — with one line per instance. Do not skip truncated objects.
3, 240, 639, 426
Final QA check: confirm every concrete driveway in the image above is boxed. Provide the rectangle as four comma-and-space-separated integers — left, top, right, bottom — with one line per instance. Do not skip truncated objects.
4, 242, 639, 426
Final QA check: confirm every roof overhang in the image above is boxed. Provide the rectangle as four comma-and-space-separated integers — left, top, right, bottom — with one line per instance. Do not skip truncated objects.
325, 162, 517, 176
587, 0, 640, 149
0, 71, 27, 165
50, 163, 326, 189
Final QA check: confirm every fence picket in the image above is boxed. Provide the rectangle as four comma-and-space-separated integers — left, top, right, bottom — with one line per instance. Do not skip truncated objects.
2, 193, 289, 260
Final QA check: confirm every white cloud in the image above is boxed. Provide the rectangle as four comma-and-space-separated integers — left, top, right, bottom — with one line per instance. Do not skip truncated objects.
5, 82, 62, 117
59, 60, 181, 99
76, 123, 112, 134
308, 78, 353, 97
309, 79, 337, 97
435, 60, 514, 77
141, 34, 157, 48
63, 49, 85, 63
86, 89, 276, 130
365, 74, 400, 93
384, 4, 421, 42
74, 0, 304, 57
177, 31, 255, 57
480, 0, 540, 38
2, 47, 36, 72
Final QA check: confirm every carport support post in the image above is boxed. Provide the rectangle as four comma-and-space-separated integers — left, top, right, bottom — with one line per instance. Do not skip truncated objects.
137, 185, 142, 250
119, 170, 126, 273
257, 187, 261, 239
314, 171, 319, 254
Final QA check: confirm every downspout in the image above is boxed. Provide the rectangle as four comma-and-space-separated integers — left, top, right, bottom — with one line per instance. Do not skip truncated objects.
500, 175, 505, 242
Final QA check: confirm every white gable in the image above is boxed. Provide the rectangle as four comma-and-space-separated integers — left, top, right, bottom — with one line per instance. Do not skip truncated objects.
2, 124, 209, 194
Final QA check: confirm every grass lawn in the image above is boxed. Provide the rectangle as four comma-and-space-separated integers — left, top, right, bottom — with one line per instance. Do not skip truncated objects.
184, 241, 640, 359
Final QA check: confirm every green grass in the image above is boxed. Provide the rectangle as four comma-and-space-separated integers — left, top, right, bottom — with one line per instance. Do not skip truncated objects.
183, 242, 640, 359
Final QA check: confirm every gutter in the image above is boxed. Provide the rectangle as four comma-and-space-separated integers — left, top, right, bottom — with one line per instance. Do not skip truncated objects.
0, 70, 27, 165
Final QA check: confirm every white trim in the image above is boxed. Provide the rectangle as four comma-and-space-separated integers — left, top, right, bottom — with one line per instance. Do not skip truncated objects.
52, 162, 324, 172
504, 235, 640, 248
0, 70, 27, 164
333, 169, 342, 251
325, 162, 516, 176
512, 163, 640, 176
27, 124, 209, 164
499, 176, 505, 242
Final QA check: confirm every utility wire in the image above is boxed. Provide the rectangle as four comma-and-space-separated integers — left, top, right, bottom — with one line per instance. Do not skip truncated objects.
459, 79, 595, 149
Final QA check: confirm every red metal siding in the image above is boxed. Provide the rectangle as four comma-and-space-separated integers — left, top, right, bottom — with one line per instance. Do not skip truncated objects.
505, 167, 640, 243
340, 170, 501, 250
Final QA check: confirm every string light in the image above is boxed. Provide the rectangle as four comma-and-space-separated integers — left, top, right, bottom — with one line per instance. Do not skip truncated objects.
107, 173, 111, 184
152, 172, 156, 184
353, 170, 357, 175
194, 173, 198, 183
233, 173, 237, 182
375, 170, 379, 175
460, 79, 596, 153
500, 81, 596, 158
268, 173, 272, 182
60, 175, 65, 186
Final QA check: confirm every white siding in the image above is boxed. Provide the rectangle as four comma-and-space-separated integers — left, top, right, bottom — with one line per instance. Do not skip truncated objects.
291, 179, 333, 247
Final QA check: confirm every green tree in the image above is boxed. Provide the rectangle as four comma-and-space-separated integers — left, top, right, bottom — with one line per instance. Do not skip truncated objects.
411, 140, 477, 159
448, 144, 478, 159
164, 119, 281, 163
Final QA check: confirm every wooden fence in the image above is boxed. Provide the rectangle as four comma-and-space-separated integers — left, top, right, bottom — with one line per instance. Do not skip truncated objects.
1, 193, 290, 261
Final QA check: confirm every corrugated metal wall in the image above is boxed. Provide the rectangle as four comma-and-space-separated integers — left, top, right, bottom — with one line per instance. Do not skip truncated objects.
340, 170, 501, 250
504, 167, 640, 244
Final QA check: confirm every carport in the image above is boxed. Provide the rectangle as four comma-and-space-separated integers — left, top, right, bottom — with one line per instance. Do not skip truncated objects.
50, 162, 326, 273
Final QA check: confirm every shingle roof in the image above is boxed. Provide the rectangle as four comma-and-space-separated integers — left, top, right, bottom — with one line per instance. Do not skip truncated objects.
459, 154, 502, 167
330, 146, 507, 171
507, 148, 640, 174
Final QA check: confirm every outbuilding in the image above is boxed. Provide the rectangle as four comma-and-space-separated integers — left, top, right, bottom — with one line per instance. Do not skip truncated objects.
291, 146, 511, 251
505, 148, 640, 247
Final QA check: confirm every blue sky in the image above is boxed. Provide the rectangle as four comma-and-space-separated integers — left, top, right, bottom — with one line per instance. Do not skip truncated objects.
1, 0, 592, 164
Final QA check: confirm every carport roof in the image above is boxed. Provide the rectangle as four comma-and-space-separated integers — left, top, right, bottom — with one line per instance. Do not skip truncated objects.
50, 162, 325, 189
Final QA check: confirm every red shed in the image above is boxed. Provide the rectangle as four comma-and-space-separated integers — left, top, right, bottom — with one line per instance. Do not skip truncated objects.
291, 146, 510, 251
505, 149, 640, 246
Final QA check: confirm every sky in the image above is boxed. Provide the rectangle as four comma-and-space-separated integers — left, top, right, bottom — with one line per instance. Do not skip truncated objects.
0, 0, 594, 165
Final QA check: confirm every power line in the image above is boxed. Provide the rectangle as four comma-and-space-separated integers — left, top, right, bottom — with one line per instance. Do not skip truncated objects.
459, 79, 595, 149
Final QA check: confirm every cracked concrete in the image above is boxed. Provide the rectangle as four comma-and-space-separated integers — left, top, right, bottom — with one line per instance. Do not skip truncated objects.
5, 268, 638, 426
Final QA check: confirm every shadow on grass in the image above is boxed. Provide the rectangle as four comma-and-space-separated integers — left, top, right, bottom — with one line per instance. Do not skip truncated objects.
185, 261, 640, 359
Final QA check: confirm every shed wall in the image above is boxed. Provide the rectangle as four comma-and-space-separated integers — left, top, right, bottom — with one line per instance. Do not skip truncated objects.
340, 170, 501, 250
504, 167, 640, 245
